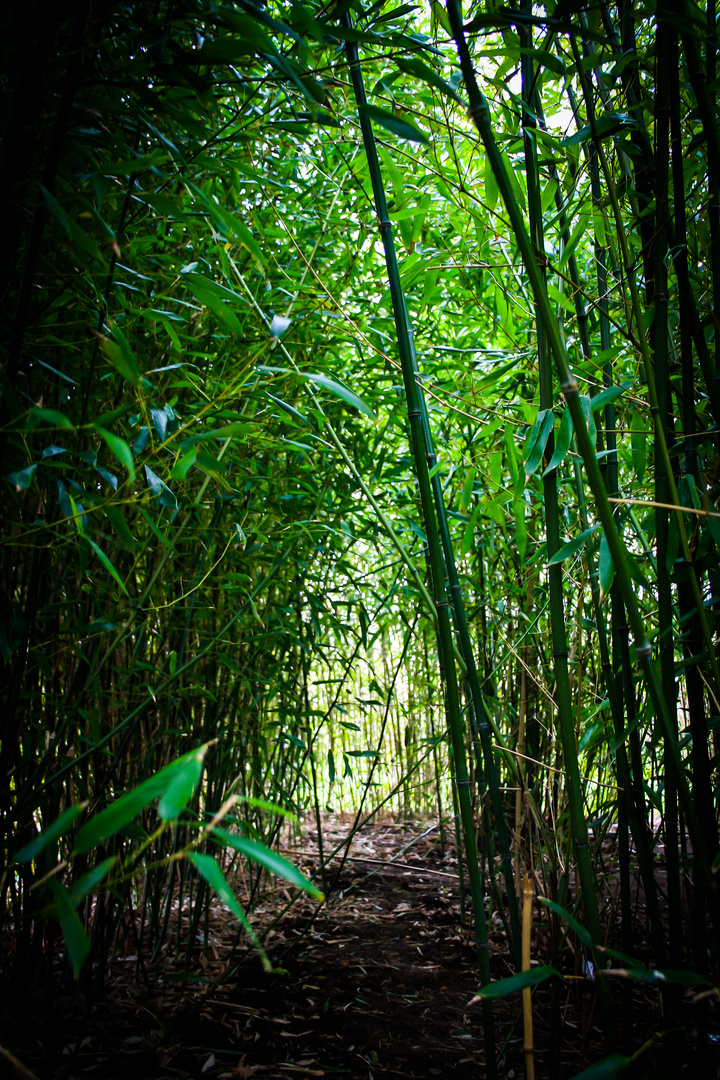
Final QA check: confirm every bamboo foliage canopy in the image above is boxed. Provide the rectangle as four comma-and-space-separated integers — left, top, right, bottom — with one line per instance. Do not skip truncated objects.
1, 0, 719, 1068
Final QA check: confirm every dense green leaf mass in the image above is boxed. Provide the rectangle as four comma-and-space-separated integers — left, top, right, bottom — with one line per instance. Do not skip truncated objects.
1, 0, 718, 1068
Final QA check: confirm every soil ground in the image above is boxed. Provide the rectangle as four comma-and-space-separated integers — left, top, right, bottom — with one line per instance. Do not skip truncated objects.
2, 816, 717, 1079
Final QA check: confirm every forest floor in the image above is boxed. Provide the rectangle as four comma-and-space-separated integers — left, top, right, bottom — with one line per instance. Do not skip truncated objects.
1, 816, 704, 1079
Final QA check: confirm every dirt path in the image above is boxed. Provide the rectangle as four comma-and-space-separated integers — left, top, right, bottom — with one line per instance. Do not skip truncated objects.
216, 821, 491, 1078
5, 818, 631, 1079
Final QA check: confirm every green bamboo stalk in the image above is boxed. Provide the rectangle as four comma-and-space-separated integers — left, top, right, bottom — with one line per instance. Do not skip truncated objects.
586, 129, 666, 960
445, 0, 718, 929
412, 340, 522, 966
569, 37, 720, 708
342, 20, 497, 1069
518, 13, 605, 955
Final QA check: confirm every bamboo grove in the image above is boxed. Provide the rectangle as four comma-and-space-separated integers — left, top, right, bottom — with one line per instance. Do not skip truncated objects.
1, 0, 719, 1073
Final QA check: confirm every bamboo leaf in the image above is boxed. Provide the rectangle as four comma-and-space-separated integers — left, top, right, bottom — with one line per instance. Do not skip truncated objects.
589, 384, 626, 412
95, 427, 135, 478
559, 113, 634, 147
571, 1055, 629, 1080
157, 751, 206, 820
48, 881, 92, 975
25, 407, 74, 430
542, 407, 573, 476
538, 897, 593, 949
144, 465, 179, 510
395, 57, 461, 102
84, 536, 129, 596
471, 964, 559, 999
212, 828, 324, 900
41, 185, 106, 264
603, 967, 712, 986
306, 373, 374, 418
14, 805, 85, 863
358, 104, 429, 144
188, 852, 271, 969
599, 530, 615, 596
4, 464, 37, 490
524, 409, 554, 477
66, 857, 117, 905
102, 327, 141, 386
74, 747, 209, 853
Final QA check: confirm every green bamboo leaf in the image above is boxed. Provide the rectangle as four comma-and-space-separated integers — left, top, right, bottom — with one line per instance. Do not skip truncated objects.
328, 749, 336, 782
25, 407, 74, 430
84, 536, 129, 596
280, 731, 305, 748
183, 272, 245, 335
590, 384, 626, 412
138, 505, 174, 549
542, 407, 573, 477
514, 489, 527, 561
504, 426, 518, 485
14, 805, 85, 863
559, 113, 634, 147
95, 427, 136, 479
212, 828, 324, 900
4, 464, 37, 490
538, 897, 593, 949
189, 852, 272, 969
104, 504, 136, 549
171, 445, 198, 481
473, 964, 559, 999
395, 57, 461, 102
306, 373, 374, 418
560, 211, 591, 267
359, 603, 369, 649
266, 391, 309, 425
102, 326, 141, 386
461, 504, 481, 556
197, 36, 267, 62
599, 530, 615, 595
604, 966, 711, 986
144, 464, 179, 510
48, 880, 91, 975
358, 104, 429, 144
157, 751, 205, 820
519, 47, 566, 77
571, 1055, 629, 1080
524, 409, 554, 477
68, 493, 87, 536
74, 747, 209, 853
66, 857, 117, 905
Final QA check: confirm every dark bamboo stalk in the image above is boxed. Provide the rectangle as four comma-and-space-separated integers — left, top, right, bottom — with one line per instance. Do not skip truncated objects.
653, 10, 684, 965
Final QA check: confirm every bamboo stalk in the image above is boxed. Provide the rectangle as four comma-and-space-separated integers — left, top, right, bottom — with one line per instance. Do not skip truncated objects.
445, 0, 718, 928
522, 873, 535, 1080
342, 18, 497, 1072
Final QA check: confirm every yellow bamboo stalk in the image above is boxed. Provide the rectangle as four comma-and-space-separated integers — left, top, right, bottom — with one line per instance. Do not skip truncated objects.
522, 873, 536, 1080
514, 656, 528, 899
